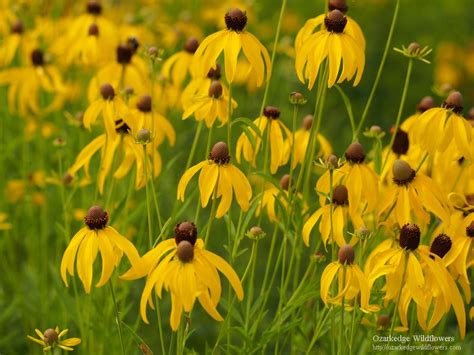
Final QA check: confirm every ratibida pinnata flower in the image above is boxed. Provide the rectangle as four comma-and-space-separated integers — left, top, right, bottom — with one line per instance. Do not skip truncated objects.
28, 327, 81, 352
0, 19, 34, 67
320, 245, 377, 312
177, 142, 252, 218
378, 159, 450, 227
295, 8, 365, 89
236, 106, 293, 174
120, 222, 244, 331
60, 206, 142, 293
192, 8, 271, 86
303, 184, 364, 247
161, 37, 200, 88
181, 63, 223, 109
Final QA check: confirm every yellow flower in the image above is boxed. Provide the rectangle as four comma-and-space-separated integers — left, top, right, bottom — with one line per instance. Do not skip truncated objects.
87, 42, 149, 100
399, 96, 436, 146
161, 37, 199, 87
0, 48, 65, 116
303, 184, 364, 247
83, 83, 128, 138
68, 120, 161, 194
236, 106, 293, 174
415, 91, 472, 161
320, 245, 375, 312
28, 327, 81, 352
121, 222, 244, 331
339, 142, 379, 215
295, 0, 365, 52
126, 94, 176, 146
284, 114, 332, 168
177, 142, 252, 218
60, 206, 142, 293
256, 174, 296, 222
0, 213, 12, 230
0, 19, 34, 67
378, 160, 450, 227
181, 64, 223, 109
295, 9, 364, 89
192, 8, 271, 86
182, 81, 237, 128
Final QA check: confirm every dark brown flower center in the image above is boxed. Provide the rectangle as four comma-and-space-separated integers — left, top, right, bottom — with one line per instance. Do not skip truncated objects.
209, 141, 230, 165
176, 240, 194, 262
127, 37, 140, 53
332, 185, 348, 206
43, 329, 59, 345
338, 244, 354, 264
328, 0, 348, 13
100, 83, 115, 100
466, 221, 474, 238
345, 142, 365, 164
174, 221, 198, 246
443, 91, 463, 114
324, 9, 347, 33
116, 44, 133, 64
115, 119, 130, 134
137, 95, 152, 112
84, 205, 109, 230
225, 8, 247, 32
208, 81, 223, 99
430, 233, 452, 258
468, 107, 474, 120
88, 23, 99, 36
392, 159, 416, 185
207, 64, 221, 80
279, 174, 291, 191
263, 106, 280, 119
303, 114, 313, 130
377, 315, 390, 329
86, 1, 102, 15
184, 37, 199, 54
399, 223, 420, 251
391, 129, 409, 155
11, 20, 24, 34
31, 49, 45, 66
416, 96, 436, 112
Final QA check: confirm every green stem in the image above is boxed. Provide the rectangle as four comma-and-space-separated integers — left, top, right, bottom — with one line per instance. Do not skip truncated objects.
244, 241, 259, 333
354, 0, 401, 139
381, 59, 413, 171
186, 121, 203, 170
109, 282, 126, 355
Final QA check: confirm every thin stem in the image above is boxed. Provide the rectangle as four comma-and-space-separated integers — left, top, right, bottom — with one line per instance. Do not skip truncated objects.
109, 282, 126, 355
203, 187, 218, 245
186, 121, 204, 170
354, 0, 401, 139
381, 59, 413, 171
244, 241, 259, 333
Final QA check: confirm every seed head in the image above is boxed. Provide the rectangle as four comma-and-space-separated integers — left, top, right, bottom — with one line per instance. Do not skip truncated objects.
88, 23, 99, 36
176, 240, 194, 263
31, 49, 45, 66
43, 329, 59, 345
392, 159, 415, 185
399, 223, 420, 251
116, 44, 133, 64
370, 125, 382, 134
326, 154, 339, 169
466, 221, 474, 238
84, 205, 109, 230
208, 81, 223, 99
416, 96, 436, 112
377, 315, 390, 329
127, 37, 140, 53
11, 20, 24, 34
430, 234, 452, 258
289, 91, 306, 105
324, 9, 347, 33
184, 37, 199, 54
100, 83, 115, 100
62, 173, 73, 185
332, 185, 348, 206
247, 226, 266, 240
328, 0, 348, 13
391, 129, 409, 155
137, 95, 152, 112
279, 174, 291, 191
136, 129, 151, 144
407, 42, 421, 54
345, 142, 365, 164
303, 115, 313, 130
207, 64, 221, 80
174, 221, 197, 246
338, 245, 354, 265
87, 1, 102, 15
263, 106, 280, 119
443, 91, 463, 114
224, 8, 247, 32
209, 141, 230, 164
468, 107, 474, 120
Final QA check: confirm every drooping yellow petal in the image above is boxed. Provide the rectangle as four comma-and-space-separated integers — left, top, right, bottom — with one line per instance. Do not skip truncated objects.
177, 161, 207, 201
199, 163, 219, 207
